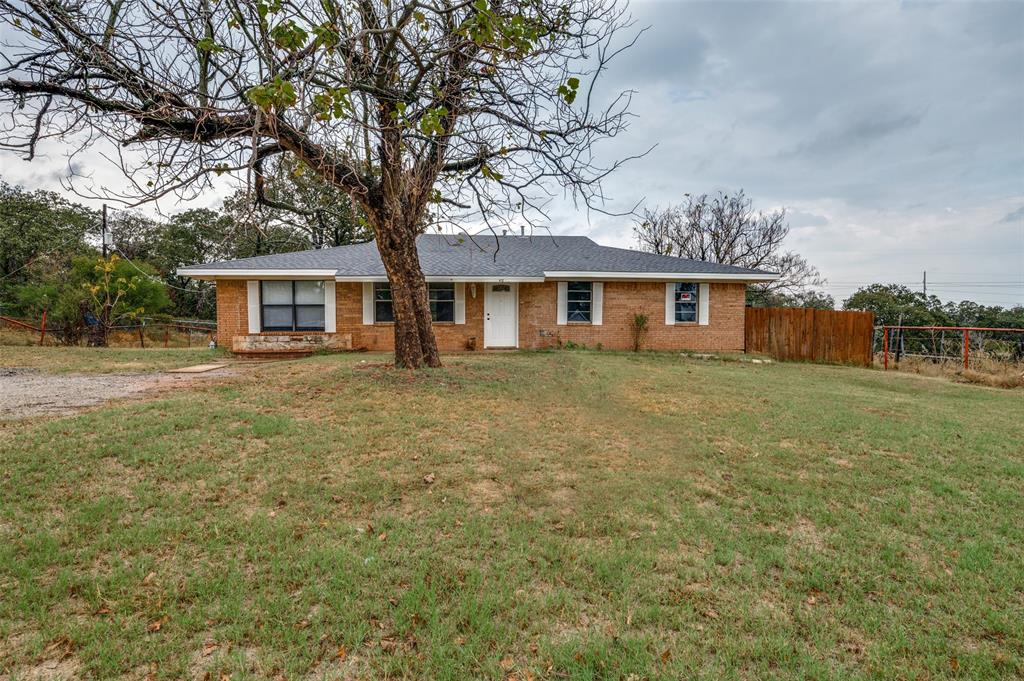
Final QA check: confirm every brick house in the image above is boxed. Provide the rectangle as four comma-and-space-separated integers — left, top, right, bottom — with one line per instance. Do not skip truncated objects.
177, 234, 778, 354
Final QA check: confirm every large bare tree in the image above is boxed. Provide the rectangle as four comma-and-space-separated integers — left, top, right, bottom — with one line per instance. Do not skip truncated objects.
0, 0, 639, 367
634, 190, 825, 303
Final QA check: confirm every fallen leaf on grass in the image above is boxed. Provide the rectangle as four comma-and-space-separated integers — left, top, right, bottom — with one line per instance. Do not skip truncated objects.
202, 642, 219, 657
500, 656, 515, 670
142, 571, 156, 586
423, 473, 435, 484
336, 645, 347, 661
43, 636, 75, 659
660, 648, 672, 663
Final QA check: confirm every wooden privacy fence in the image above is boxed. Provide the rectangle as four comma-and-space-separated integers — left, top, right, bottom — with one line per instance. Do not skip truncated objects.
745, 307, 875, 366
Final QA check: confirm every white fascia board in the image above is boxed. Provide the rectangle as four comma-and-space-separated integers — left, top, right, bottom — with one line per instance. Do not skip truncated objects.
176, 268, 337, 280
542, 271, 780, 282
333, 275, 545, 283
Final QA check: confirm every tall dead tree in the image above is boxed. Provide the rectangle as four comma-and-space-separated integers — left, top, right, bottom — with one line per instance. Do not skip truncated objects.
634, 190, 825, 302
0, 0, 639, 367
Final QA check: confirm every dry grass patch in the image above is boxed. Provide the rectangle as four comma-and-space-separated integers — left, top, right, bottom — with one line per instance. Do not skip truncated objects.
880, 354, 1024, 389
1, 351, 1021, 680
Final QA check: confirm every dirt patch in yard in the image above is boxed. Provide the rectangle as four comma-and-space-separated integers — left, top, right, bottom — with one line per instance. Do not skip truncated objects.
0, 367, 234, 420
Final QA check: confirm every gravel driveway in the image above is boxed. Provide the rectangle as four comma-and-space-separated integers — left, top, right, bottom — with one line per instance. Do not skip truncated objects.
0, 367, 231, 420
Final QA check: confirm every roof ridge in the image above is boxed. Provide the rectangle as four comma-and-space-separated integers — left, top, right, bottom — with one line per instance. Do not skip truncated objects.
589, 242, 773, 274
177, 232, 779, 279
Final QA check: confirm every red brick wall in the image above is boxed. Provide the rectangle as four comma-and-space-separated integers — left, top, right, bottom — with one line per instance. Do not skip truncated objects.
215, 279, 746, 353
215, 279, 248, 348
518, 281, 746, 351
216, 280, 482, 352
335, 282, 484, 352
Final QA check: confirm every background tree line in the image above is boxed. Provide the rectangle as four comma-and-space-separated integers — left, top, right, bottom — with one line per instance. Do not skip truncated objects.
3, 177, 1020, 344
635, 189, 1023, 327
0, 163, 369, 343
842, 284, 1024, 329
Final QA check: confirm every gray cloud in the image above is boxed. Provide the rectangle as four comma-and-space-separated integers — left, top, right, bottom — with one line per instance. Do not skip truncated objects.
786, 111, 926, 159
547, 0, 1024, 305
1000, 206, 1024, 224
1, 0, 1021, 306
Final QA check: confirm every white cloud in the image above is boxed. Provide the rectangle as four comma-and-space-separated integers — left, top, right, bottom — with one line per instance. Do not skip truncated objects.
1, 0, 1022, 306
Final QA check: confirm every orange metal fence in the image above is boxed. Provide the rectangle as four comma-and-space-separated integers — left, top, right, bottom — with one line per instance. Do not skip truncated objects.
880, 325, 1024, 370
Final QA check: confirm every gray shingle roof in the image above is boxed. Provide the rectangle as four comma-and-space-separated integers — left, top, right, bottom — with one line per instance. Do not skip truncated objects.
177, 234, 777, 279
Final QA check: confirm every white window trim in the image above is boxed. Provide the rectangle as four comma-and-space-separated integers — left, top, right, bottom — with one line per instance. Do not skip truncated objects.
698, 283, 710, 326
324, 280, 336, 333
665, 282, 710, 326
561, 281, 597, 325
362, 282, 374, 325
454, 282, 466, 324
556, 282, 568, 325
246, 281, 260, 333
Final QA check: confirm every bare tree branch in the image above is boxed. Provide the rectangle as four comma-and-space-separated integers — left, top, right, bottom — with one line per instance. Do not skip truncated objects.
635, 190, 827, 301
0, 0, 642, 367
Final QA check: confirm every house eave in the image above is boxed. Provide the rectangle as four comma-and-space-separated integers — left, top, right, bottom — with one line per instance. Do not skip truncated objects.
179, 269, 778, 283
541, 271, 780, 282
176, 268, 339, 280
333, 275, 546, 283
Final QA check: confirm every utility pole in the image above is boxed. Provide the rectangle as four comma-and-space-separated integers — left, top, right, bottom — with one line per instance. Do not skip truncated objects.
922, 270, 927, 297
101, 203, 108, 258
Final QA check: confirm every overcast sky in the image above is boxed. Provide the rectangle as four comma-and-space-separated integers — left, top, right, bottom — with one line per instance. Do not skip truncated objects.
3, 0, 1022, 306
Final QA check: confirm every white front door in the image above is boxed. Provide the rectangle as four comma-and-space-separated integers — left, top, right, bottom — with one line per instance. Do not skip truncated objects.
484, 283, 518, 348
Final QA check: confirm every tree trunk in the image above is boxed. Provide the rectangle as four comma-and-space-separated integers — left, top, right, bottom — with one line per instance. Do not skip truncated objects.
374, 222, 441, 369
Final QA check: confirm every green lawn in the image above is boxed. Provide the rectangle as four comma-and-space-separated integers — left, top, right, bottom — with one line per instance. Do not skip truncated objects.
1, 351, 1021, 679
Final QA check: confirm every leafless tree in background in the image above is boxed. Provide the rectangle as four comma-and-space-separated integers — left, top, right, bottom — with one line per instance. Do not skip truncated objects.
0, 0, 641, 367
634, 190, 825, 303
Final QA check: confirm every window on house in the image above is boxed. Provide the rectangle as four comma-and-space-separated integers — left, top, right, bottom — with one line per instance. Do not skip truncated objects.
373, 282, 455, 323
429, 283, 455, 322
373, 282, 394, 323
566, 281, 593, 323
675, 282, 699, 323
261, 281, 325, 331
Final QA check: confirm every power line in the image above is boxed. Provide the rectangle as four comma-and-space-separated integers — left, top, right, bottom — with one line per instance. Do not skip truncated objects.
112, 245, 206, 294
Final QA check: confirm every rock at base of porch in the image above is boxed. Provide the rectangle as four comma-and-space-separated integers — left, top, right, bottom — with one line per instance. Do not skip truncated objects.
231, 333, 353, 354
